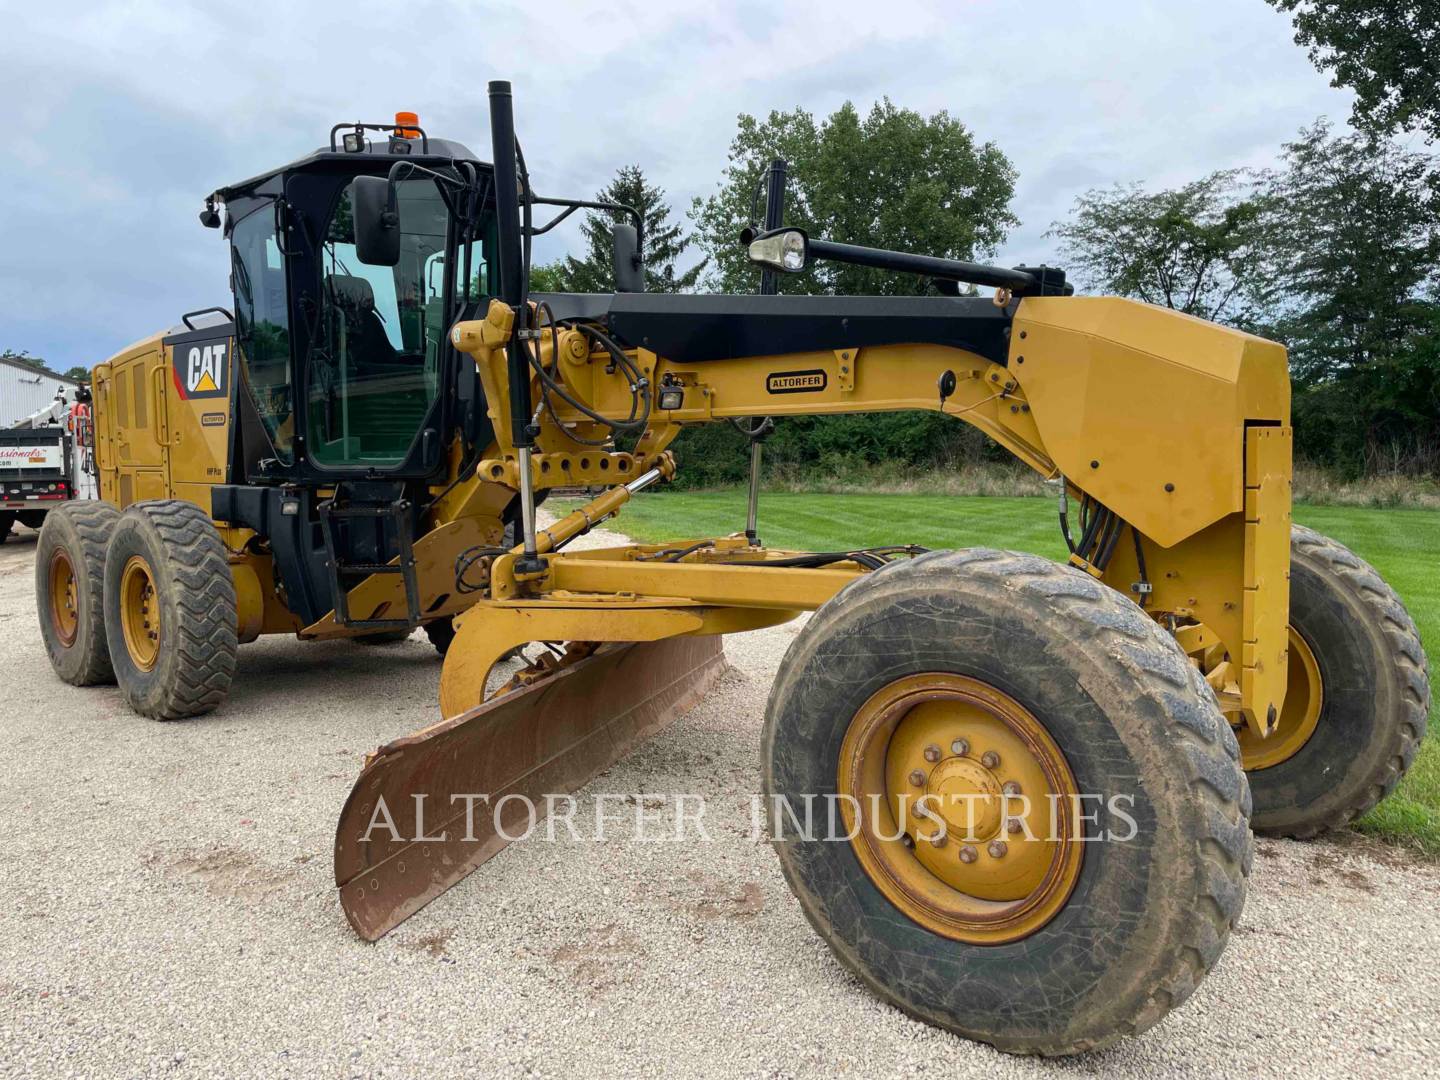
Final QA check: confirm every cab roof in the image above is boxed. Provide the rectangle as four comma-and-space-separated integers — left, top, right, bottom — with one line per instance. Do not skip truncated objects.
214, 131, 484, 202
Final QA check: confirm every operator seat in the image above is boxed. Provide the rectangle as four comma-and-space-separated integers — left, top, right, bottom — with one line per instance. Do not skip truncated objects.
327, 275, 398, 369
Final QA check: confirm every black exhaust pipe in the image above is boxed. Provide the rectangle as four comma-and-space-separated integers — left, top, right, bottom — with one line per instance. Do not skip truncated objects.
487, 79, 533, 450
488, 80, 523, 308
487, 80, 543, 568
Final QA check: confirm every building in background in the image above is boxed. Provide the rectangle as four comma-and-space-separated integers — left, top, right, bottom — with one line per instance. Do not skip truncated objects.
1, 355, 84, 428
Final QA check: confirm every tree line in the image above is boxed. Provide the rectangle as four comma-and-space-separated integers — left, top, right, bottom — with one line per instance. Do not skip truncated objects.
536, 3, 1439, 484
10, 5, 1429, 481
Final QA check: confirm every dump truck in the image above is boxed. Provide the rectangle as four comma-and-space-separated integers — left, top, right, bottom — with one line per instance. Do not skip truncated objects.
35, 84, 1428, 1055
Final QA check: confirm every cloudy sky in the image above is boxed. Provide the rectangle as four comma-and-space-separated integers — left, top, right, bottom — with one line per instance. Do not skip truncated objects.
1, 0, 1351, 368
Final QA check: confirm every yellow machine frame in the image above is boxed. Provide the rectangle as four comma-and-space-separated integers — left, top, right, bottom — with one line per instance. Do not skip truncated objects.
435, 293, 1293, 734
86, 291, 1292, 736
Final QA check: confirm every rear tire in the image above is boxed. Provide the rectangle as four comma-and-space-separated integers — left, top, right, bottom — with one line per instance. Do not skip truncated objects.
104, 500, 238, 720
763, 549, 1251, 1056
0, 511, 13, 544
1245, 526, 1430, 836
35, 501, 121, 685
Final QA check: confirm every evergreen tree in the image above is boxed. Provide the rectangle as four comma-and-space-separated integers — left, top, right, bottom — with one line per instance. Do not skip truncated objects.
542, 166, 704, 293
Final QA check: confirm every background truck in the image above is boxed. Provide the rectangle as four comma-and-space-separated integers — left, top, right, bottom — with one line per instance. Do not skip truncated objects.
1, 388, 93, 543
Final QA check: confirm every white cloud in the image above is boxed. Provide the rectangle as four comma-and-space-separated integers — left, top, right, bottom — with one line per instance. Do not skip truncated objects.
0, 0, 1347, 364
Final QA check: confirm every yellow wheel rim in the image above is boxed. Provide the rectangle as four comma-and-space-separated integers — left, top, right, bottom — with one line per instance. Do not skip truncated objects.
837, 674, 1084, 945
1238, 627, 1323, 771
48, 550, 79, 647
119, 555, 161, 672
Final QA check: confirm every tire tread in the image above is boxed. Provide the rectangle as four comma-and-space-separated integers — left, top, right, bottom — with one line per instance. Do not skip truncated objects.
37, 501, 121, 685
765, 548, 1252, 1056
1263, 526, 1431, 837
116, 501, 237, 720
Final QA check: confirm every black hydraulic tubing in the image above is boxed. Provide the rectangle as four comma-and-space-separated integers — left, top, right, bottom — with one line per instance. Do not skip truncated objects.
1076, 497, 1104, 558
1099, 513, 1127, 570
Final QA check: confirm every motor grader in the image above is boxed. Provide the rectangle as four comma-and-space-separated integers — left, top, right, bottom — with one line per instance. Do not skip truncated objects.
36, 83, 1428, 1056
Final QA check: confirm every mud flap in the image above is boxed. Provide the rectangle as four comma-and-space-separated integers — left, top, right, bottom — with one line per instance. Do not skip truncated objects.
334, 636, 727, 940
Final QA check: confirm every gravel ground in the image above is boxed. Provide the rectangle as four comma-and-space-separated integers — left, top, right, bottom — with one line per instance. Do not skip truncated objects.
2, 516, 1438, 1078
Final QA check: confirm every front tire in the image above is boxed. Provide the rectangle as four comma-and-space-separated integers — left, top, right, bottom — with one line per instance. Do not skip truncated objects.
1243, 526, 1430, 836
763, 549, 1251, 1056
104, 501, 238, 720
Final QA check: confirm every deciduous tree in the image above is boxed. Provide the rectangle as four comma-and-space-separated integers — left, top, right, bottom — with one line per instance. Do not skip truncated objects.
690, 100, 1017, 295
1257, 121, 1440, 470
1267, 0, 1440, 141
1048, 171, 1268, 323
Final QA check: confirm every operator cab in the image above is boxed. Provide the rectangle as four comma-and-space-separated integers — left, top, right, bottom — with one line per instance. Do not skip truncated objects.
205, 115, 497, 485
195, 112, 644, 631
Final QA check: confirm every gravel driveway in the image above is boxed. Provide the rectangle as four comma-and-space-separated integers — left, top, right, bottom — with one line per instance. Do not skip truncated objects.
2, 518, 1437, 1078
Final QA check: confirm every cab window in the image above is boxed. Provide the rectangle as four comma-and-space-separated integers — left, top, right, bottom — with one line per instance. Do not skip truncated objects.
307, 177, 450, 468
230, 204, 294, 463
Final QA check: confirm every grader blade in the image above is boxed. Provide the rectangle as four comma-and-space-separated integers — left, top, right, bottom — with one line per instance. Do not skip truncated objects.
334, 635, 726, 941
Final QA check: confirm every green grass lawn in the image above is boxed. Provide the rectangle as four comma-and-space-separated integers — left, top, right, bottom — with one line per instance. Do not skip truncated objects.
558, 490, 1439, 853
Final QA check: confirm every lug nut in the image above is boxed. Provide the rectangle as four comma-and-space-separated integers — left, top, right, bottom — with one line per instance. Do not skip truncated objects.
988, 840, 1008, 859
950, 738, 970, 756
958, 845, 978, 864
929, 832, 947, 848
901, 834, 915, 849
1006, 818, 1024, 835
923, 744, 942, 763
1001, 781, 1022, 796
908, 769, 926, 787
980, 751, 1001, 769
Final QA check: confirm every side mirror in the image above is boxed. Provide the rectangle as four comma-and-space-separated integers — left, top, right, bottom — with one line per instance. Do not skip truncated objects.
746, 227, 808, 273
353, 175, 400, 266
612, 223, 644, 292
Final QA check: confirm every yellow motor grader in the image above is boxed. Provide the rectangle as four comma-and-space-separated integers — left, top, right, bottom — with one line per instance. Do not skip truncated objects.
36, 83, 1428, 1055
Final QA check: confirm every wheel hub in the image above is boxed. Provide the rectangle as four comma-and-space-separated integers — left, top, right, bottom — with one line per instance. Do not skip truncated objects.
48, 550, 79, 647
119, 555, 161, 672
838, 673, 1084, 944
925, 756, 1003, 839
1237, 626, 1323, 770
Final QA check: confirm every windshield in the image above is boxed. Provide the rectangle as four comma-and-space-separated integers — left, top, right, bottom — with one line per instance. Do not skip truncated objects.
306, 177, 452, 468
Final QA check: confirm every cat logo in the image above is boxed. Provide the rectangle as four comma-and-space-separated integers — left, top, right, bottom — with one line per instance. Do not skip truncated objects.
766, 369, 827, 394
179, 341, 229, 400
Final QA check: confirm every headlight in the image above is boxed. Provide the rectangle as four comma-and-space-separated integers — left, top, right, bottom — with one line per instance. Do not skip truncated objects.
747, 228, 808, 273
